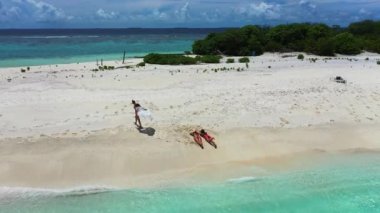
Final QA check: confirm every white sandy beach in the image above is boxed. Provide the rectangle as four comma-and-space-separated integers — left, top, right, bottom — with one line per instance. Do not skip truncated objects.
0, 53, 380, 188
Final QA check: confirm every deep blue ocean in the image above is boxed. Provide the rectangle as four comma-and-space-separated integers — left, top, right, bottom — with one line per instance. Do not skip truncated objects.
0, 28, 226, 67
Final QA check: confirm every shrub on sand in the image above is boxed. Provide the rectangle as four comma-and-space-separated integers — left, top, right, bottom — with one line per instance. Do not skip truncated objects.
197, 55, 222, 63
143, 53, 221, 65
239, 57, 250, 63
226, 58, 235, 63
144, 53, 197, 65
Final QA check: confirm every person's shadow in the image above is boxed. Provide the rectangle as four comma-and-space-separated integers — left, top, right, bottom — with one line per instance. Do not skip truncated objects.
137, 127, 156, 136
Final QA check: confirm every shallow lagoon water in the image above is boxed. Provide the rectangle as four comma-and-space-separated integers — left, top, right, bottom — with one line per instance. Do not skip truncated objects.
0, 29, 222, 67
1, 153, 379, 213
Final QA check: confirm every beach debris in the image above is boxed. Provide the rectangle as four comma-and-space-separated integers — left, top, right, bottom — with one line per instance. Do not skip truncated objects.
282, 54, 296, 58
309, 58, 318, 63
333, 76, 346, 84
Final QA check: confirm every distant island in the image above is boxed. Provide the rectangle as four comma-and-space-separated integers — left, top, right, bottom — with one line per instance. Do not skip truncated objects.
192, 20, 380, 56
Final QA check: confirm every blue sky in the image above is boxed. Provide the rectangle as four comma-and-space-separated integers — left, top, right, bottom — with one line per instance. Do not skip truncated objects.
0, 0, 379, 28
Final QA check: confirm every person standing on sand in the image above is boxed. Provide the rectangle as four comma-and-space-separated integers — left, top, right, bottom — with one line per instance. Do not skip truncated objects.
132, 100, 143, 129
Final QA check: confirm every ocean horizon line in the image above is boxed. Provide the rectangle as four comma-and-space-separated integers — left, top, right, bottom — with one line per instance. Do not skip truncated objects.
0, 28, 230, 36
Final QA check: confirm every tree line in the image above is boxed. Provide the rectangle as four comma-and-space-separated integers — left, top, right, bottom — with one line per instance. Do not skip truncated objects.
192, 20, 380, 56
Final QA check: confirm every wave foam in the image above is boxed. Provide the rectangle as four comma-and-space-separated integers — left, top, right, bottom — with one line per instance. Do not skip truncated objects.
0, 185, 117, 202
227, 176, 259, 184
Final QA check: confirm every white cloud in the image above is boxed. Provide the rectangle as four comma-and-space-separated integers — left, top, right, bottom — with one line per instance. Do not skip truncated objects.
175, 1, 190, 21
96, 8, 118, 19
202, 9, 222, 23
238, 2, 281, 20
127, 8, 169, 22
299, 0, 316, 10
358, 8, 371, 16
0, 0, 71, 22
152, 9, 169, 20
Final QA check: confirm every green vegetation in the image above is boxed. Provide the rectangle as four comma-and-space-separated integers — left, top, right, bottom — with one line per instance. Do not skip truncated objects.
226, 58, 235, 63
143, 53, 221, 65
239, 57, 250, 63
196, 55, 222, 63
333, 32, 361, 55
144, 54, 197, 65
137, 62, 146, 67
192, 20, 380, 56
297, 54, 304, 60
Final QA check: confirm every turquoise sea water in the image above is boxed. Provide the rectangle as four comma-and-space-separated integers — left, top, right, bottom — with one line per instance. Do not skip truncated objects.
0, 29, 224, 67
1, 153, 379, 213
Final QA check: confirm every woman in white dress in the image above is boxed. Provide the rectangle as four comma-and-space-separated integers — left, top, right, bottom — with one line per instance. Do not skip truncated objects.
132, 100, 143, 129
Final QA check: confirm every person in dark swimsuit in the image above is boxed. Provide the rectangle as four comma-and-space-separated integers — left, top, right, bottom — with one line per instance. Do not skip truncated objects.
132, 100, 143, 129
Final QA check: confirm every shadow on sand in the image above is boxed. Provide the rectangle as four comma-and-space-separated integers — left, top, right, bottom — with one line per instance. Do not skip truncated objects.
138, 127, 156, 136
